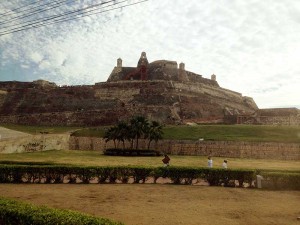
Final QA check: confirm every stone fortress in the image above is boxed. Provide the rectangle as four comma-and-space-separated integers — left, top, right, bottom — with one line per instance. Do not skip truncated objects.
0, 52, 299, 126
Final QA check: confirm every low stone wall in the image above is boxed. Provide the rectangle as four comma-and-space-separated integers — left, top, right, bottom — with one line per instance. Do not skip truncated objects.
0, 134, 70, 154
69, 136, 300, 160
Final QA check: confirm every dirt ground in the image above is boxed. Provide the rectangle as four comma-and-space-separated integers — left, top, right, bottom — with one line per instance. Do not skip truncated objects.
0, 184, 299, 225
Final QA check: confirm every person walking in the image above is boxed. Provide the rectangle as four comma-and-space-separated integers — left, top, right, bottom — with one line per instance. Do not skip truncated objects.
222, 159, 228, 169
162, 154, 170, 167
162, 154, 170, 178
207, 156, 213, 168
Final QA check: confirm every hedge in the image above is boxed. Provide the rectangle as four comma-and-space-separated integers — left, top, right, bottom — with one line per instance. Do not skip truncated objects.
0, 164, 257, 187
0, 164, 298, 189
103, 148, 162, 156
259, 171, 300, 190
0, 197, 123, 225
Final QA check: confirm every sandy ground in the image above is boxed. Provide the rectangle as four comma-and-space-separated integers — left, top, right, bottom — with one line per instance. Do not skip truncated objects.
0, 126, 31, 140
0, 184, 299, 225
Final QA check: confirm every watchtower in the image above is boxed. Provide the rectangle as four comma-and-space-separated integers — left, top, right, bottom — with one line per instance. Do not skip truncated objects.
117, 58, 122, 68
211, 74, 216, 81
178, 62, 188, 82
179, 62, 185, 70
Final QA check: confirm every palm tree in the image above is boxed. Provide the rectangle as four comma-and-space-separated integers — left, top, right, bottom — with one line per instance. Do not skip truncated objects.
115, 121, 129, 149
129, 115, 149, 149
147, 121, 163, 149
104, 126, 118, 148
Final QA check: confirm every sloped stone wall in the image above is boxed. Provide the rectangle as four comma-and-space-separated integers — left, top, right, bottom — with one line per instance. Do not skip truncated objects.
69, 136, 300, 160
0, 134, 70, 153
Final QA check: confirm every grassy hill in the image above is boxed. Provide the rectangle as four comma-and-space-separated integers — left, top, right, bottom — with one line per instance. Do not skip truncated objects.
1, 124, 300, 143
68, 124, 300, 143
162, 125, 300, 142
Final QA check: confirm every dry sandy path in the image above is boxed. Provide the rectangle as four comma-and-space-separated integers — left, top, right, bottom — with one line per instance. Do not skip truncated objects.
0, 126, 31, 140
0, 184, 299, 225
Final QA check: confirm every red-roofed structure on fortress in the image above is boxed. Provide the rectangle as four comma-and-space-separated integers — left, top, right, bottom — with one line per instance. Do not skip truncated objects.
0, 52, 299, 126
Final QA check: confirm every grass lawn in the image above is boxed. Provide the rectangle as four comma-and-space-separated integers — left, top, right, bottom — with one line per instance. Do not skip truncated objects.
0, 184, 299, 225
1, 150, 299, 172
70, 124, 300, 143
3, 124, 300, 143
163, 124, 300, 142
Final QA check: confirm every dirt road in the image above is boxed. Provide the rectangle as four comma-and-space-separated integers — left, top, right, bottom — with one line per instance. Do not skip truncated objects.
0, 184, 299, 225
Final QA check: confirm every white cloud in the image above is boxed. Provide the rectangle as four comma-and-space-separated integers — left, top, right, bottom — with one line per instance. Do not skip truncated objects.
29, 52, 44, 64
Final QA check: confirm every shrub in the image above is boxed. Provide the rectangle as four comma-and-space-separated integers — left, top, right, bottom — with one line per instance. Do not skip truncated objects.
260, 172, 300, 190
166, 167, 201, 185
204, 169, 255, 187
0, 197, 123, 225
130, 166, 153, 183
103, 148, 161, 156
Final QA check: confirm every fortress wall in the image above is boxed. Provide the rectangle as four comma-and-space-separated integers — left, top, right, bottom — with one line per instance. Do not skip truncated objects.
69, 137, 300, 160
95, 81, 171, 100
0, 90, 7, 108
173, 81, 258, 112
259, 116, 300, 126
94, 81, 255, 114
0, 134, 69, 153
94, 87, 139, 100
173, 82, 242, 99
0, 109, 124, 126
94, 80, 256, 114
173, 82, 245, 103
163, 62, 177, 69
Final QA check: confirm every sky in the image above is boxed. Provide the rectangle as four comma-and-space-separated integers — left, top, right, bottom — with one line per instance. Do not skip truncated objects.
0, 0, 299, 109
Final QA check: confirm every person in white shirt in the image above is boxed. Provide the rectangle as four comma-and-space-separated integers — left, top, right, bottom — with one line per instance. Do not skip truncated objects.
207, 156, 213, 168
222, 159, 228, 169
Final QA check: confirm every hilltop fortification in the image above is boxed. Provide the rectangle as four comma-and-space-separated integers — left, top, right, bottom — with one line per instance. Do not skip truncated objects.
0, 52, 298, 126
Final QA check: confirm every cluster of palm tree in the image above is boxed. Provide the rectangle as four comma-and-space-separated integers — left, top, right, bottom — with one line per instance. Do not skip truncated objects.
104, 116, 163, 150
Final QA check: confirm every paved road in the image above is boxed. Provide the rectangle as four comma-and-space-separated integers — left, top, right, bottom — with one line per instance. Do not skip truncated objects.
0, 126, 31, 141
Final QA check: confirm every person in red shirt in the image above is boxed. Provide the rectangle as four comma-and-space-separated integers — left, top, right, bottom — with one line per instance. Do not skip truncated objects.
162, 154, 170, 167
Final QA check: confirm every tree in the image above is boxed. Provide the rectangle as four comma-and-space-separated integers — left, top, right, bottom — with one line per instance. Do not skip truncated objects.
104, 126, 118, 148
104, 116, 163, 151
147, 120, 163, 149
115, 121, 129, 149
129, 115, 149, 149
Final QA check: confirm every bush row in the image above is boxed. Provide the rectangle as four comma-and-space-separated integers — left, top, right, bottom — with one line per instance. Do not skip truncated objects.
260, 171, 300, 190
0, 161, 57, 165
0, 164, 256, 187
0, 164, 298, 189
103, 148, 162, 156
0, 197, 123, 225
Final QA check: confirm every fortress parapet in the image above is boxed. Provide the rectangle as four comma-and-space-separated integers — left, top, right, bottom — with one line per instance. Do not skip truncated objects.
107, 52, 218, 86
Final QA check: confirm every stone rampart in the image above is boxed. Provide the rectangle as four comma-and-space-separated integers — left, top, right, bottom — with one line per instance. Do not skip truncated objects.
69, 136, 300, 160
0, 90, 7, 108
94, 86, 140, 100
259, 116, 300, 126
0, 134, 70, 153
173, 82, 243, 101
